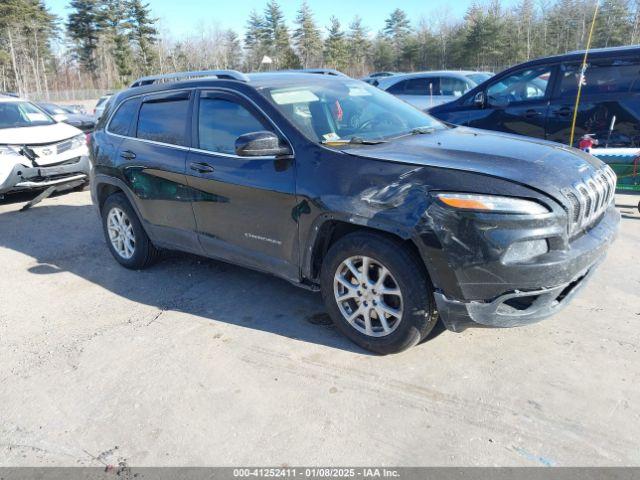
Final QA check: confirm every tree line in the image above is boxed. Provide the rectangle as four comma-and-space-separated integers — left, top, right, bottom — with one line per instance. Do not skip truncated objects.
1, 0, 639, 97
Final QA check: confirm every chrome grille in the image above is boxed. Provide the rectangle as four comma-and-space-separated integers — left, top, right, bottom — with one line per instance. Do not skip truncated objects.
566, 165, 617, 235
56, 139, 73, 154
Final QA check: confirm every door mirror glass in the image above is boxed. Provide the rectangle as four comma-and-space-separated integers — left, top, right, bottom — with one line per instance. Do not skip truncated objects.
474, 91, 485, 107
235, 131, 292, 157
487, 94, 510, 109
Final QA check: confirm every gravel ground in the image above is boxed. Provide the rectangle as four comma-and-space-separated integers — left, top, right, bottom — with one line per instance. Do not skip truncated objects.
0, 189, 638, 467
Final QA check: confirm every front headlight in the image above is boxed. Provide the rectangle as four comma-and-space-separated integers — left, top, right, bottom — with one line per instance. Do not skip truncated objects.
69, 134, 86, 150
435, 193, 549, 215
0, 145, 20, 157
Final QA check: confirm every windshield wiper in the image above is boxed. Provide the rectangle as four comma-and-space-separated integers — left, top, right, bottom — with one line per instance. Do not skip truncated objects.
410, 126, 436, 135
322, 137, 387, 145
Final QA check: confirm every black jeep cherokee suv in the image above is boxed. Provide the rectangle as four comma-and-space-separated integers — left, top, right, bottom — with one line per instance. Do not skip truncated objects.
90, 70, 619, 354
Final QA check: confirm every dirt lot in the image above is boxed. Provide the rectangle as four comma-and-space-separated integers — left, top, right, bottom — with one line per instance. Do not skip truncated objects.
0, 189, 638, 467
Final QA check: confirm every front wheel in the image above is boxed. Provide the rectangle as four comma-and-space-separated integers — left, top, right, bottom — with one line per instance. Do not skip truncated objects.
320, 232, 438, 354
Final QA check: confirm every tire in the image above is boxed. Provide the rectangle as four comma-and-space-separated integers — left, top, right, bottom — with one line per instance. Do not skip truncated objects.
320, 232, 437, 354
101, 192, 160, 269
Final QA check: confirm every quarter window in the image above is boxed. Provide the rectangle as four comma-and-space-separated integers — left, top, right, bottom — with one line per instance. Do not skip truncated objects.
136, 95, 189, 146
108, 99, 138, 136
487, 67, 552, 105
198, 97, 267, 155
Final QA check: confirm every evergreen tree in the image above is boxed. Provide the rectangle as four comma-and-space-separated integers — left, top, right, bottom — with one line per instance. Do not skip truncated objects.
67, 0, 101, 73
595, 0, 633, 47
127, 0, 157, 74
293, 1, 322, 68
224, 30, 243, 70
384, 8, 411, 69
371, 34, 394, 71
347, 16, 370, 76
100, 0, 132, 84
244, 10, 266, 70
324, 16, 348, 71
263, 0, 298, 68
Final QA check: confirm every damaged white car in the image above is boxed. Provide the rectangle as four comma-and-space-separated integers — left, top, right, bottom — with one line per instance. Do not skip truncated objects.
0, 95, 91, 198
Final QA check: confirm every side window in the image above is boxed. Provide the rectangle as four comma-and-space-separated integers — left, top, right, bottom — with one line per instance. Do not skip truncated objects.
198, 96, 268, 155
386, 80, 407, 94
107, 99, 138, 136
487, 66, 552, 105
404, 78, 439, 96
440, 77, 471, 97
136, 94, 189, 146
559, 59, 640, 96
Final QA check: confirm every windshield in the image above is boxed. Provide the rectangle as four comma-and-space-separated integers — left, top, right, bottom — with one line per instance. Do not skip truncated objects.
466, 73, 492, 84
258, 79, 444, 144
0, 101, 55, 129
40, 103, 67, 115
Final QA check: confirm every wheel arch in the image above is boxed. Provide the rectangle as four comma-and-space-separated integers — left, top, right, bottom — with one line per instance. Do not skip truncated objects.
302, 214, 428, 284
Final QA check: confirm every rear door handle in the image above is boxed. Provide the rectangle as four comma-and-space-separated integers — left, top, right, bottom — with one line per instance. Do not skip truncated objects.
120, 150, 136, 160
190, 162, 215, 174
524, 109, 542, 118
555, 107, 572, 117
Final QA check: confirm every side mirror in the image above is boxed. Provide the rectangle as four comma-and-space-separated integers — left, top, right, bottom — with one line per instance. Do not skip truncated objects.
473, 91, 485, 108
235, 131, 292, 157
486, 94, 510, 109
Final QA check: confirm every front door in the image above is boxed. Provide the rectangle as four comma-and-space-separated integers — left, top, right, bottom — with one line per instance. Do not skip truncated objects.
467, 65, 555, 140
185, 90, 299, 281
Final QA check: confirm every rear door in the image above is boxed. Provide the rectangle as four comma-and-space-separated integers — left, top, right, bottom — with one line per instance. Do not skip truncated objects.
117, 90, 199, 251
546, 57, 640, 147
467, 65, 555, 140
185, 90, 299, 281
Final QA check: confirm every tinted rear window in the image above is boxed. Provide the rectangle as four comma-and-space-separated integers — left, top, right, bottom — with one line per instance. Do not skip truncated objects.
559, 59, 640, 95
136, 96, 189, 146
108, 99, 138, 136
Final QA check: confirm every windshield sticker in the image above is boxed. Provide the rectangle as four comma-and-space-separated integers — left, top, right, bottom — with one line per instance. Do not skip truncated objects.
271, 89, 319, 105
322, 133, 340, 142
25, 113, 49, 122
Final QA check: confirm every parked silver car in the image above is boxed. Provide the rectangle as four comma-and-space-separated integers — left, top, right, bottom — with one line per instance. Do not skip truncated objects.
377, 71, 493, 110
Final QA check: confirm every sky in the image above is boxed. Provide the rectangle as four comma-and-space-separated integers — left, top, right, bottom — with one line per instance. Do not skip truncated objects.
44, 0, 518, 39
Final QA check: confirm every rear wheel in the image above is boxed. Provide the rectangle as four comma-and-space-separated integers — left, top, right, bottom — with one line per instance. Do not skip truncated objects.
101, 192, 159, 269
320, 232, 437, 354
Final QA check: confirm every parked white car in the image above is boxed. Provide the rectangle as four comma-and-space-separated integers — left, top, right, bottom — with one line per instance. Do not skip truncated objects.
0, 95, 91, 196
93, 93, 113, 120
376, 71, 493, 110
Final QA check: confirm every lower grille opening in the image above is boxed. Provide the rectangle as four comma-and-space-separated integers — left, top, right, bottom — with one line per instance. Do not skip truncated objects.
503, 295, 540, 311
556, 274, 587, 303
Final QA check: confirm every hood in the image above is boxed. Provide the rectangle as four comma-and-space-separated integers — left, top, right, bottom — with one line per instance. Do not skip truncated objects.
341, 126, 604, 203
0, 122, 82, 145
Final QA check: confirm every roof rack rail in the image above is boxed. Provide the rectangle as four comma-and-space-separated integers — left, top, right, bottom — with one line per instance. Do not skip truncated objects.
129, 70, 250, 88
285, 68, 349, 78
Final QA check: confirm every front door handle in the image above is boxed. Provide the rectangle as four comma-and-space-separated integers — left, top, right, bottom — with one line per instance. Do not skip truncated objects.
120, 150, 136, 160
554, 107, 572, 117
525, 109, 542, 118
190, 162, 215, 174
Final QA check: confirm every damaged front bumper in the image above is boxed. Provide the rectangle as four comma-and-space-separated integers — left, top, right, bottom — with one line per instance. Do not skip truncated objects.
0, 155, 91, 195
419, 203, 620, 332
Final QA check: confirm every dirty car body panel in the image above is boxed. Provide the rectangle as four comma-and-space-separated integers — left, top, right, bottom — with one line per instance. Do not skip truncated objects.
90, 73, 619, 333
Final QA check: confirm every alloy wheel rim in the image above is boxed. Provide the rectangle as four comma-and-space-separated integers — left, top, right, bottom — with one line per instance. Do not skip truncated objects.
333, 255, 403, 337
107, 207, 136, 259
